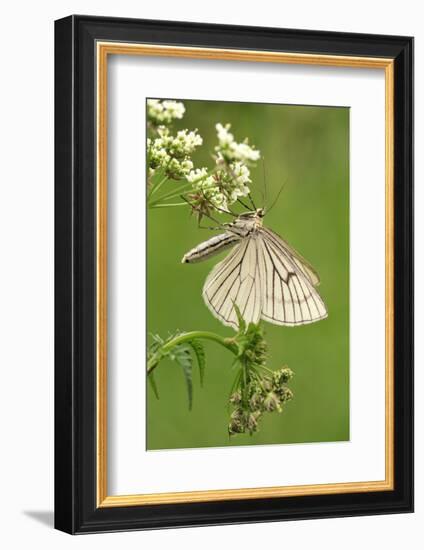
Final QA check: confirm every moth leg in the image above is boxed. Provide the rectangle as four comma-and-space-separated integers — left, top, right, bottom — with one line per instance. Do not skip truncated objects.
197, 222, 221, 231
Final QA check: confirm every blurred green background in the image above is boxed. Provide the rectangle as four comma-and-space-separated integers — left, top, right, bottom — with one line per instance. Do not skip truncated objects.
147, 99, 349, 450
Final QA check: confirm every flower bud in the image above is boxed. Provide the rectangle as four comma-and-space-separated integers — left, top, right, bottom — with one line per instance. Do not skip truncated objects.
249, 392, 263, 410
278, 367, 294, 384
262, 377, 273, 392
245, 350, 255, 362
229, 391, 242, 405
281, 388, 294, 402
228, 422, 243, 435
247, 410, 262, 432
230, 407, 244, 421
263, 392, 280, 412
228, 415, 246, 435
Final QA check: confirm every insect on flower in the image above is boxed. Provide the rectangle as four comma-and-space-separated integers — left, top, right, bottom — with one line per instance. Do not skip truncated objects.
181, 203, 328, 330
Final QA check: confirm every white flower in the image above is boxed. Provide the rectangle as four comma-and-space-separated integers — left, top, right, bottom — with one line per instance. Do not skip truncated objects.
191, 173, 229, 212
186, 167, 209, 183
147, 138, 171, 169
186, 159, 252, 214
147, 126, 202, 180
210, 191, 228, 210
231, 162, 251, 185
225, 163, 251, 202
173, 130, 203, 155
203, 188, 229, 211
192, 174, 215, 195
233, 142, 261, 162
167, 157, 194, 178
147, 99, 186, 126
215, 123, 260, 164
216, 123, 234, 146
162, 100, 185, 120
181, 159, 194, 173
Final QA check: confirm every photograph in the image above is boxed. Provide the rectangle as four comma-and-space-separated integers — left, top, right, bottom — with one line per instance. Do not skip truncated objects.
146, 98, 350, 450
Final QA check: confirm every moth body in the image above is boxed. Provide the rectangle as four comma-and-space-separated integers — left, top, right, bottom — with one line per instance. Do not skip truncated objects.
181, 232, 240, 263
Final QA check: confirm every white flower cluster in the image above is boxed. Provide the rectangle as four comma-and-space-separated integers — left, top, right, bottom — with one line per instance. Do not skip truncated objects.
186, 160, 252, 212
186, 168, 227, 211
186, 168, 209, 184
186, 124, 260, 213
187, 165, 251, 212
147, 126, 202, 180
187, 168, 228, 211
147, 99, 186, 126
215, 123, 260, 164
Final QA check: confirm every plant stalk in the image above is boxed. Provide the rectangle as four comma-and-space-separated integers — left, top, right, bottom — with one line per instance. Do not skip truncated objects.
148, 182, 192, 207
147, 331, 238, 374
150, 202, 188, 208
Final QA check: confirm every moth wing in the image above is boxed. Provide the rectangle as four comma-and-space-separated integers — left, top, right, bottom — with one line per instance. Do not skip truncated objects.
202, 237, 262, 330
261, 227, 321, 286
258, 228, 327, 326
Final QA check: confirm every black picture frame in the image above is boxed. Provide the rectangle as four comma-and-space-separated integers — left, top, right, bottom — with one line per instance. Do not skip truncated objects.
55, 15, 413, 534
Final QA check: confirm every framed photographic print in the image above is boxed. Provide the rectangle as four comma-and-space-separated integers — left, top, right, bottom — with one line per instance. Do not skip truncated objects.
54, 15, 414, 534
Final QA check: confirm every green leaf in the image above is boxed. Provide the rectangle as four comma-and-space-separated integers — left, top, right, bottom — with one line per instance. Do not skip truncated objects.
148, 372, 160, 400
173, 344, 193, 410
233, 302, 246, 333
188, 340, 206, 386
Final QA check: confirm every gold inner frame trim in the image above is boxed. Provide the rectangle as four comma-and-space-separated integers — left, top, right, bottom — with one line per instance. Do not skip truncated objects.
96, 42, 395, 508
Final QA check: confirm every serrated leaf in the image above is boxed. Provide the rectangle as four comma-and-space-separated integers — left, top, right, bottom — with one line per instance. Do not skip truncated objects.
148, 372, 160, 400
188, 340, 206, 387
174, 344, 193, 410
147, 333, 165, 359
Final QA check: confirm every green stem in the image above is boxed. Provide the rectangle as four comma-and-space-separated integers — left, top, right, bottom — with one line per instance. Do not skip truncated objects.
150, 202, 187, 208
149, 182, 191, 206
147, 331, 238, 374
256, 364, 275, 375
242, 358, 248, 407
148, 174, 168, 198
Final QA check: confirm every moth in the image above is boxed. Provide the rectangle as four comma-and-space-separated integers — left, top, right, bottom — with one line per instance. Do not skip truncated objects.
182, 208, 327, 329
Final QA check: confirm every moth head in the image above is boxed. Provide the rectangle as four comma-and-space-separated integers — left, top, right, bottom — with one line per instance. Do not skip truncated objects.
238, 208, 265, 221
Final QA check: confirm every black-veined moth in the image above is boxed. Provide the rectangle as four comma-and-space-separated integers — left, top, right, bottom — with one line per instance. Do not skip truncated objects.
182, 207, 328, 330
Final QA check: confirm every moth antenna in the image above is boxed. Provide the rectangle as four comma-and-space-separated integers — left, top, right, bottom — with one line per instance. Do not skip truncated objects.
237, 198, 252, 211
248, 193, 257, 210
261, 157, 268, 209
266, 178, 288, 215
